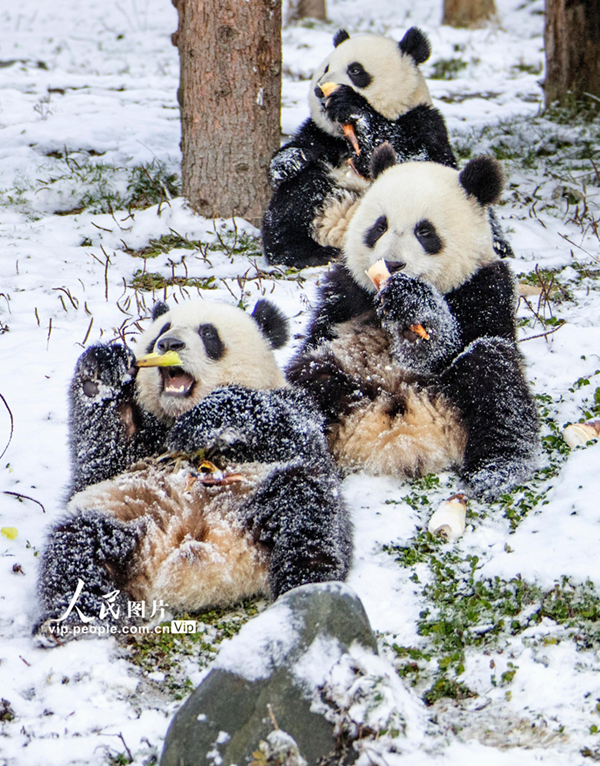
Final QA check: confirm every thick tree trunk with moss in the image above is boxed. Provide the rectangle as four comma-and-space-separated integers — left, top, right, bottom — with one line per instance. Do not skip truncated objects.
286, 0, 327, 24
544, 0, 600, 106
172, 0, 281, 226
442, 0, 496, 27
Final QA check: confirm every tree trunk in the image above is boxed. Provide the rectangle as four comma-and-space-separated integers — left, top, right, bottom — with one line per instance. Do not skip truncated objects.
286, 0, 327, 24
172, 0, 281, 226
544, 0, 600, 106
442, 0, 496, 27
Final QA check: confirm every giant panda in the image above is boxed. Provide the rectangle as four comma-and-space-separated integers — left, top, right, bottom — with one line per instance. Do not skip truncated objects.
262, 28, 512, 269
287, 145, 539, 501
35, 299, 352, 644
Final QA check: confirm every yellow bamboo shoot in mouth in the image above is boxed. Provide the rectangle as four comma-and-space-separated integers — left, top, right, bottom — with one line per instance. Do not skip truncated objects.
136, 350, 183, 368
319, 81, 339, 97
366, 259, 391, 291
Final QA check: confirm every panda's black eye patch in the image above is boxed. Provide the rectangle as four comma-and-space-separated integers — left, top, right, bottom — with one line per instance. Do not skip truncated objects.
414, 220, 443, 255
146, 322, 171, 353
364, 215, 388, 248
198, 323, 225, 360
347, 62, 371, 89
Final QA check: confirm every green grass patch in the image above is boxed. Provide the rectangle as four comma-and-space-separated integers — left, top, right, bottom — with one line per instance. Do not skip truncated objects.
381, 388, 600, 705
130, 270, 217, 291
122, 600, 260, 700
430, 58, 468, 80
0, 153, 180, 216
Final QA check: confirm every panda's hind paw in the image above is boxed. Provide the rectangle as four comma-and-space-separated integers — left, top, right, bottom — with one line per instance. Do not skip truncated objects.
463, 458, 535, 503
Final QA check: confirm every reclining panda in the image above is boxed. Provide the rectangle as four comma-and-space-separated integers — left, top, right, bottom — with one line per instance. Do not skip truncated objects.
287, 145, 539, 501
35, 300, 352, 643
262, 27, 512, 268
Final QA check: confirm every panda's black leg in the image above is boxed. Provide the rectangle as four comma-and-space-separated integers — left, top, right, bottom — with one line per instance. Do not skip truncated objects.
35, 510, 140, 644
441, 337, 539, 501
241, 463, 352, 599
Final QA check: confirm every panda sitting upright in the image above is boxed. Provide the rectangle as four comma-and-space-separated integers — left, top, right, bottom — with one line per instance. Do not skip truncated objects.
262, 28, 512, 269
35, 300, 351, 643
262, 27, 457, 269
287, 145, 539, 501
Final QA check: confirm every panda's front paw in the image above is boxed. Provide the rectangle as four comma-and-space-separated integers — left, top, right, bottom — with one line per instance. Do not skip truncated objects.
269, 147, 314, 188
73, 344, 136, 400
376, 272, 440, 327
167, 391, 252, 459
168, 410, 248, 458
324, 85, 371, 129
377, 273, 460, 372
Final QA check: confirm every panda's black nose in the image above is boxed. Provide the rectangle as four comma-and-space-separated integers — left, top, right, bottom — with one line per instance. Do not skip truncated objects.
314, 85, 324, 99
385, 260, 406, 274
156, 336, 186, 353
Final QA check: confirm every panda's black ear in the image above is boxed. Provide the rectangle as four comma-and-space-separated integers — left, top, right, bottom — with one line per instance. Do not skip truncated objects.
459, 156, 505, 206
251, 300, 289, 350
398, 27, 431, 65
151, 302, 169, 321
333, 29, 350, 48
370, 143, 397, 180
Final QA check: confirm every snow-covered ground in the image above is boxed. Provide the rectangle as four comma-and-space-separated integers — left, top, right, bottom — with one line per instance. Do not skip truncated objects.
2, 0, 600, 763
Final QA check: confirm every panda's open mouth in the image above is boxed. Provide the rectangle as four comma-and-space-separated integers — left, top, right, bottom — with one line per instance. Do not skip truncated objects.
160, 367, 195, 398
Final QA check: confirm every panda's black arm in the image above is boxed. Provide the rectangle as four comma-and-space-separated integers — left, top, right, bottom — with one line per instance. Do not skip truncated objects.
262, 120, 350, 267
285, 265, 377, 422
167, 385, 333, 466
375, 272, 462, 374
391, 104, 457, 168
295, 263, 375, 351
324, 87, 456, 175
267, 118, 349, 188
68, 344, 168, 496
263, 164, 342, 268
445, 260, 518, 349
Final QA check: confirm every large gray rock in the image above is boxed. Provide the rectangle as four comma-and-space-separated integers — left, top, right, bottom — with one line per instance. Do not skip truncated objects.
160, 582, 378, 766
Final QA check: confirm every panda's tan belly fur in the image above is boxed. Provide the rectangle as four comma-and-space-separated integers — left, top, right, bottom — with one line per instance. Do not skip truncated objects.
331, 386, 466, 477
328, 319, 467, 477
68, 462, 271, 612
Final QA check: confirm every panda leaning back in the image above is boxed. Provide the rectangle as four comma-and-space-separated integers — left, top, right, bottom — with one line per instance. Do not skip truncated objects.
34, 299, 351, 643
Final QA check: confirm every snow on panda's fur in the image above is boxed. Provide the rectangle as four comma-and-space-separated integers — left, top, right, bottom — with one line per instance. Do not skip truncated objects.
35, 300, 351, 644
261, 27, 457, 269
287, 146, 539, 500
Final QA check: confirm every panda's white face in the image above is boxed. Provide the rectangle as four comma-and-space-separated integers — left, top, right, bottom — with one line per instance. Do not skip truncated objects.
344, 162, 498, 295
309, 34, 432, 137
135, 301, 286, 421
